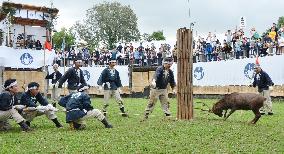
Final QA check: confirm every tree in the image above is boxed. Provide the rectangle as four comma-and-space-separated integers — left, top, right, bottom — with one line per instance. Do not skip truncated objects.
151, 30, 166, 41
277, 16, 284, 28
73, 2, 140, 49
52, 28, 75, 50
141, 33, 152, 42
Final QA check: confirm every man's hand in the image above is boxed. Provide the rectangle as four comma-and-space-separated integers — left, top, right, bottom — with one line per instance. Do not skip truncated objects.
172, 87, 176, 95
118, 88, 122, 94
150, 79, 156, 88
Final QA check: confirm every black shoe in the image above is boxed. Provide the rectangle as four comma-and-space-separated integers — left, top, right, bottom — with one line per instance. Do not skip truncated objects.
260, 112, 265, 115
105, 124, 113, 128
268, 112, 274, 115
121, 113, 128, 117
26, 121, 31, 127
165, 113, 171, 117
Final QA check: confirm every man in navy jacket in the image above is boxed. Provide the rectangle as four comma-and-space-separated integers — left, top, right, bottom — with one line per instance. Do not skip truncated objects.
253, 64, 274, 115
20, 82, 63, 128
142, 57, 176, 120
97, 59, 128, 117
0, 79, 31, 132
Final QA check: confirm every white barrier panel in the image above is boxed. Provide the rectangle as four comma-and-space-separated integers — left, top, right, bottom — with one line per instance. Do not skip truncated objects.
0, 46, 55, 69
47, 55, 284, 87
191, 55, 284, 86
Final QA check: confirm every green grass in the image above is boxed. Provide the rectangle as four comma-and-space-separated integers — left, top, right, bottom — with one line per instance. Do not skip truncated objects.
1, 98, 284, 153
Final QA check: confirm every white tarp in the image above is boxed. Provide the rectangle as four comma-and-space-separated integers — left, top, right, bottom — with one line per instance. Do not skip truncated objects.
0, 46, 55, 68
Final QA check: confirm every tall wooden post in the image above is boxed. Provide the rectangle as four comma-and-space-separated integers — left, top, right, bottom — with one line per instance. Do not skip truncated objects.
177, 28, 193, 120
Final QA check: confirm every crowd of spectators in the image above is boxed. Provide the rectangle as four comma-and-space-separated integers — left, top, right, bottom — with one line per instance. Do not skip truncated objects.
52, 23, 284, 66
193, 23, 284, 63
53, 42, 174, 67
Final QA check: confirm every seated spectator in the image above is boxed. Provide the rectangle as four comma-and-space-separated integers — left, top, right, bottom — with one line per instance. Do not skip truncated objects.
35, 40, 42, 50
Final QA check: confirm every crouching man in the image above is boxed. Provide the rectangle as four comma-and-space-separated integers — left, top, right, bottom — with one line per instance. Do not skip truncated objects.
0, 79, 31, 132
59, 84, 113, 130
19, 82, 63, 128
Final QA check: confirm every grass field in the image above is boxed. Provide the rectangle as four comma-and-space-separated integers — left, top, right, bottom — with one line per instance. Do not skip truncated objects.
1, 98, 284, 153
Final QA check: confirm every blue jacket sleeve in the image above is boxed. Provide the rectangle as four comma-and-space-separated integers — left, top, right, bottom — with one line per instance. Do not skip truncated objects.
80, 69, 87, 85
97, 69, 107, 86
58, 68, 72, 88
169, 70, 176, 88
116, 70, 122, 87
36, 93, 49, 106
45, 72, 54, 79
81, 94, 93, 111
264, 72, 274, 86
58, 95, 71, 108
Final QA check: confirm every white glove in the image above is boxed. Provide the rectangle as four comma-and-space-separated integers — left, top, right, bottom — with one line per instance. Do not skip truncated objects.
47, 104, 59, 111
98, 86, 103, 91
13, 105, 26, 110
269, 86, 274, 91
172, 88, 176, 94
106, 82, 111, 89
118, 88, 122, 94
151, 79, 156, 88
36, 105, 48, 112
24, 107, 37, 112
54, 82, 60, 88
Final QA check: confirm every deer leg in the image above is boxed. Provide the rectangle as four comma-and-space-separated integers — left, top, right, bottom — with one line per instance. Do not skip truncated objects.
224, 109, 236, 120
223, 110, 228, 118
250, 109, 261, 124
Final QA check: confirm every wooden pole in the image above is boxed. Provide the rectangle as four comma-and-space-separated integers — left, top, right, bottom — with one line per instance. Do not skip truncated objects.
177, 28, 193, 120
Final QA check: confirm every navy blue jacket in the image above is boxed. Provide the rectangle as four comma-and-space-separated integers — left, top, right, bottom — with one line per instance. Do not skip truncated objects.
58, 67, 87, 90
97, 67, 122, 90
20, 91, 48, 107
45, 71, 62, 84
0, 91, 19, 111
59, 92, 93, 123
253, 70, 274, 92
154, 66, 176, 89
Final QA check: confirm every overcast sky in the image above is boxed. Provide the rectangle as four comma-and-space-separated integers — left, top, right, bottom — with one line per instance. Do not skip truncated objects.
2, 0, 284, 41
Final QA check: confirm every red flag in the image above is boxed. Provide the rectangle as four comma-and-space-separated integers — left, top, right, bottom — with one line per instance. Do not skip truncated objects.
44, 41, 52, 51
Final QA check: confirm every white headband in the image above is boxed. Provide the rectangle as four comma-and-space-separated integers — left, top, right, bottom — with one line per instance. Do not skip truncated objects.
28, 86, 38, 90
78, 86, 90, 92
5, 81, 17, 89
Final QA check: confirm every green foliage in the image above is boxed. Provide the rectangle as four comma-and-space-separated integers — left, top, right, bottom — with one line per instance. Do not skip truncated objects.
52, 28, 75, 50
151, 30, 166, 41
73, 2, 140, 49
0, 98, 283, 153
141, 33, 152, 42
277, 16, 284, 28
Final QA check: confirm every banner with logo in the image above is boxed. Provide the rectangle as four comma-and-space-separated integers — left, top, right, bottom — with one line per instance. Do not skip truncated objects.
47, 55, 284, 87
0, 46, 55, 68
191, 55, 284, 86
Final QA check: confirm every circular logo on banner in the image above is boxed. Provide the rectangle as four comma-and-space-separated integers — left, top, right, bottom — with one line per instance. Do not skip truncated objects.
194, 67, 204, 80
244, 63, 255, 80
20, 53, 33, 65
83, 70, 90, 81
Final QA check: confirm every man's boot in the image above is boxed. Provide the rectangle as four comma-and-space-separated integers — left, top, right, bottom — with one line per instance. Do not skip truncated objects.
0, 120, 12, 131
18, 121, 32, 132
120, 107, 128, 117
101, 118, 113, 128
51, 118, 63, 128
72, 122, 86, 130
